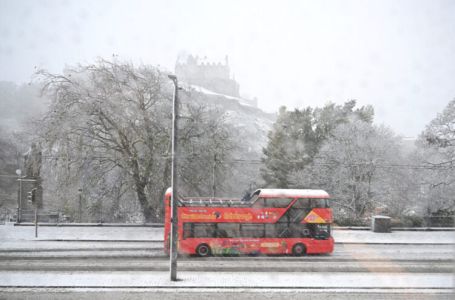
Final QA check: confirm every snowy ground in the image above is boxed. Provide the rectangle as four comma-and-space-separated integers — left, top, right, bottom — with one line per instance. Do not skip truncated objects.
1, 223, 454, 296
0, 271, 453, 289
334, 229, 455, 244
1, 288, 453, 300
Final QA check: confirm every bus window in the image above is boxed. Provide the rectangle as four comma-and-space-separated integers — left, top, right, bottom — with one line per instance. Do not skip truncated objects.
264, 198, 293, 208
307, 224, 330, 240
183, 223, 193, 239
216, 223, 241, 238
289, 224, 311, 238
316, 224, 330, 236
252, 198, 266, 208
193, 223, 216, 238
312, 198, 328, 208
293, 198, 328, 209
265, 224, 277, 237
293, 198, 312, 209
240, 224, 265, 238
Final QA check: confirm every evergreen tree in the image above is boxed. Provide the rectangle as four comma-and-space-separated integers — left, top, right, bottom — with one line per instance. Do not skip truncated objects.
261, 107, 297, 188
261, 101, 374, 188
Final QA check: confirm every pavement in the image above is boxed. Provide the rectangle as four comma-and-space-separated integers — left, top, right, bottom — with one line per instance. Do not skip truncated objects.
0, 271, 453, 289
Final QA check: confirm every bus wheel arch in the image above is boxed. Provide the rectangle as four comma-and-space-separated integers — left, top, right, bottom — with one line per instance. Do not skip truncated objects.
196, 243, 211, 257
292, 243, 306, 256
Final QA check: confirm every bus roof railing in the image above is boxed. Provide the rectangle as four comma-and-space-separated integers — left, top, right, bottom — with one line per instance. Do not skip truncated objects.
179, 197, 248, 207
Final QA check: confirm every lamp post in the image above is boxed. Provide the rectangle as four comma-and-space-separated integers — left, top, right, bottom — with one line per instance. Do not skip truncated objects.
168, 74, 179, 281
15, 169, 22, 223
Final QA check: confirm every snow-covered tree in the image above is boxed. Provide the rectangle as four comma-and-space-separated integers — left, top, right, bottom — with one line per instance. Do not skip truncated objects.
35, 59, 236, 222
0, 129, 20, 215
293, 120, 406, 221
415, 99, 455, 216
261, 101, 374, 188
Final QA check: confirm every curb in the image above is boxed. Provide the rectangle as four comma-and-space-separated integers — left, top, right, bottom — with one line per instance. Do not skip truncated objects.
4, 239, 453, 245
12, 223, 455, 231
13, 223, 164, 228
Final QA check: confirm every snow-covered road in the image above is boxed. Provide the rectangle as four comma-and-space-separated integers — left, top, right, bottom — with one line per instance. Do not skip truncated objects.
1, 223, 454, 244
0, 224, 454, 298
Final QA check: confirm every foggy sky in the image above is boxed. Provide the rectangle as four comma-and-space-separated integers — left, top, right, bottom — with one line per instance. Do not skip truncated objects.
1, 0, 454, 137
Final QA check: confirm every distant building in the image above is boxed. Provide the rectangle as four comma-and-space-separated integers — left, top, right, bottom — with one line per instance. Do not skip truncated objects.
176, 54, 240, 97
175, 54, 257, 107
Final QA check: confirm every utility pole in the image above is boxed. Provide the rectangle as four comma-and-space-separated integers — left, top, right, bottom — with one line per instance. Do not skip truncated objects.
33, 179, 43, 238
168, 74, 179, 281
26, 186, 38, 238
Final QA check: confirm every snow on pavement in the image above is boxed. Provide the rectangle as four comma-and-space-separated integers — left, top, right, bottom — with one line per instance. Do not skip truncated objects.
0, 271, 452, 288
333, 230, 455, 244
0, 223, 162, 241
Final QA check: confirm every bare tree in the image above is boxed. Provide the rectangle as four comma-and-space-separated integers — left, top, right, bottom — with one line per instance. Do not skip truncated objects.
35, 59, 236, 222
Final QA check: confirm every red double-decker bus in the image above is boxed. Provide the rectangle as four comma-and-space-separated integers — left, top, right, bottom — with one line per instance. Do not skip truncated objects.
164, 188, 334, 256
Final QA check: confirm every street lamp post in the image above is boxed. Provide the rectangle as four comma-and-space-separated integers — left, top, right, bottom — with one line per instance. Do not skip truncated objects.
168, 74, 179, 281
15, 169, 22, 223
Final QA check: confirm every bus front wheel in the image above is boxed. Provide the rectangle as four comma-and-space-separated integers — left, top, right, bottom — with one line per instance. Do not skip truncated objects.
292, 243, 306, 256
196, 243, 211, 257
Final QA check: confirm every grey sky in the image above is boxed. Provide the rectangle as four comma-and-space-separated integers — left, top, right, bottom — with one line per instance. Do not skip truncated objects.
1, 0, 454, 137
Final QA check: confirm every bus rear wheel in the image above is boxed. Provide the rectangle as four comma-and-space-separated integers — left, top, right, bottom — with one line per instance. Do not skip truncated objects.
292, 243, 306, 256
196, 243, 211, 257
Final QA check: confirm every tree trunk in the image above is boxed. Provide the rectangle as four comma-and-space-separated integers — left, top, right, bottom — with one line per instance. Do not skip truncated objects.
157, 157, 172, 222
135, 180, 153, 223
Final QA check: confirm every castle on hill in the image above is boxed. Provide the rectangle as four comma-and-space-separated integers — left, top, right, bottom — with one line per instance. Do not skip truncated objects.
175, 54, 257, 107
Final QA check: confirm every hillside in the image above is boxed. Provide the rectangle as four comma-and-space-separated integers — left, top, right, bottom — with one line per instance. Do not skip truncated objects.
181, 84, 275, 195
187, 84, 275, 156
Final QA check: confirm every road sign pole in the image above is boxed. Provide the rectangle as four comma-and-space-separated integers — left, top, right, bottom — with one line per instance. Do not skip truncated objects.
34, 205, 38, 238
18, 178, 22, 223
